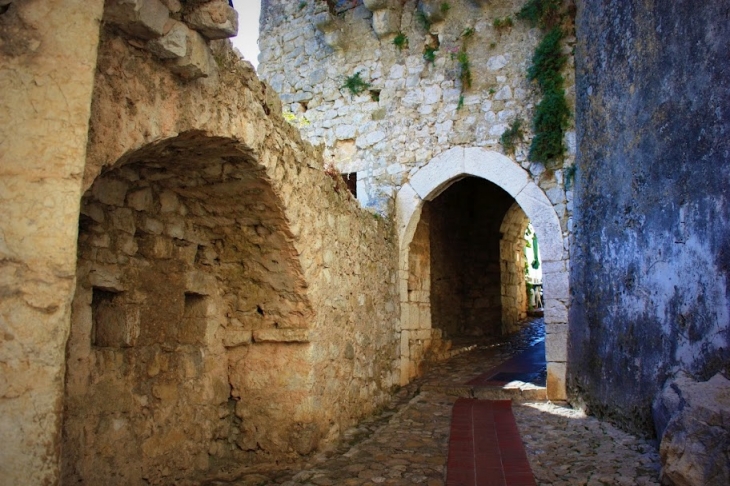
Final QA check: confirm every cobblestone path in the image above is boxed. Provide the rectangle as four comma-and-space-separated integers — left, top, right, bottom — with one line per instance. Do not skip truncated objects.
204, 320, 662, 486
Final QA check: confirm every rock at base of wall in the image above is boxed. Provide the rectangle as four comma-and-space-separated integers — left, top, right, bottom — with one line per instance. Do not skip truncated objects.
653, 371, 730, 486
104, 0, 170, 40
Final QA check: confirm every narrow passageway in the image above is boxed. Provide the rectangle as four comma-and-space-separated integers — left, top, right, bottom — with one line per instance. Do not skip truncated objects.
203, 320, 661, 486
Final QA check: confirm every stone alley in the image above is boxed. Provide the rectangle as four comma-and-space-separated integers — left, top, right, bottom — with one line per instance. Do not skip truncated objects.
198, 320, 662, 486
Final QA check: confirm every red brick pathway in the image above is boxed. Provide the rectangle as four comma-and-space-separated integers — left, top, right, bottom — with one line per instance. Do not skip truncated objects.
445, 399, 536, 486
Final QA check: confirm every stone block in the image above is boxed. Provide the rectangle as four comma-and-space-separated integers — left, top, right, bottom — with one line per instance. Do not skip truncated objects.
544, 297, 568, 324
253, 329, 310, 343
185, 271, 217, 296
138, 235, 173, 259
146, 20, 188, 59
546, 362, 566, 401
545, 331, 567, 362
92, 178, 129, 207
363, 0, 390, 9
463, 148, 529, 199
409, 147, 465, 200
169, 30, 214, 80
184, 0, 238, 40
110, 208, 136, 234
104, 0, 170, 40
126, 187, 153, 211
88, 266, 124, 292
222, 328, 252, 347
543, 269, 570, 300
372, 9, 400, 38
418, 0, 446, 23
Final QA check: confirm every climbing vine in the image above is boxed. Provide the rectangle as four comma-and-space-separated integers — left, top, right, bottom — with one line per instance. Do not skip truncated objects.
517, 0, 571, 166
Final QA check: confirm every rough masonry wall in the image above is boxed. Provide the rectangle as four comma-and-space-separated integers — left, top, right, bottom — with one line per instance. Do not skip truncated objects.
259, 0, 576, 228
500, 202, 529, 333
430, 177, 516, 337
0, 1, 105, 483
570, 0, 730, 434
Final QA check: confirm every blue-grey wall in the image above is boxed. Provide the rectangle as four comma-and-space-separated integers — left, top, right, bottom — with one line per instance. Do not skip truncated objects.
570, 0, 730, 434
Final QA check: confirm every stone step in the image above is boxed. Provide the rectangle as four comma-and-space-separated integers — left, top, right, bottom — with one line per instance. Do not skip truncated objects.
420, 382, 547, 402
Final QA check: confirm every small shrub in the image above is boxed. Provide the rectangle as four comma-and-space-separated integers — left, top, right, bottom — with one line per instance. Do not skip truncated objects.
457, 50, 471, 89
423, 46, 437, 64
342, 72, 371, 96
493, 16, 514, 30
516, 0, 561, 29
440, 2, 451, 14
457, 94, 464, 111
500, 119, 524, 155
416, 10, 431, 31
461, 27, 475, 38
393, 32, 408, 50
298, 1, 306, 10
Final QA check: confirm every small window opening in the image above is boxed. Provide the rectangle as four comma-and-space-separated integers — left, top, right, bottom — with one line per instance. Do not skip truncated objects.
341, 172, 357, 197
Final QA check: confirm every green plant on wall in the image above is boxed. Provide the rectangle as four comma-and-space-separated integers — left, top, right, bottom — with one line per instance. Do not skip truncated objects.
493, 16, 514, 31
527, 27, 570, 164
500, 119, 524, 155
457, 50, 471, 89
393, 32, 408, 50
440, 2, 451, 14
517, 0, 561, 29
423, 46, 437, 64
517, 0, 571, 166
416, 10, 431, 31
342, 71, 371, 96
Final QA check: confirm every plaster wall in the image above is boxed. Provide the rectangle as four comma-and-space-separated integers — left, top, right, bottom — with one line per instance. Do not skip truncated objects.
0, 1, 105, 483
571, 0, 730, 433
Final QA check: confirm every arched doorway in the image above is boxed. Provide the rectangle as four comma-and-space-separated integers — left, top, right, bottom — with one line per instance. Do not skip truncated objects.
395, 147, 568, 400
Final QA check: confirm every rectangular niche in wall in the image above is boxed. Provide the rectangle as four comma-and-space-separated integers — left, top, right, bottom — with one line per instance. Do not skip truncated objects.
92, 288, 140, 348
179, 292, 208, 344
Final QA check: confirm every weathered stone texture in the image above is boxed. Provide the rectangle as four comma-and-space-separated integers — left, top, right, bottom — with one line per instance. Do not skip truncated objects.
259, 0, 576, 222
0, 1, 105, 484
58, 20, 400, 483
653, 372, 730, 486
570, 0, 730, 434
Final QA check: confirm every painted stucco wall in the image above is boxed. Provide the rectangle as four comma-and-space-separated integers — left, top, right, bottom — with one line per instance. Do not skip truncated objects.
570, 0, 730, 434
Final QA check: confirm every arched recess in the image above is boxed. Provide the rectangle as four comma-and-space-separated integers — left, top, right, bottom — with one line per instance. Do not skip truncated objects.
395, 147, 569, 400
62, 132, 317, 485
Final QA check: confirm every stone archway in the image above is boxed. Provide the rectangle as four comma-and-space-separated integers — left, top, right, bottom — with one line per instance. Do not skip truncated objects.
395, 147, 569, 400
62, 133, 317, 485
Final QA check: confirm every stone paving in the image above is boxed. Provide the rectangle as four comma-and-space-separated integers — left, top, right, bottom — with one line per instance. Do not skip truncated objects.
203, 320, 662, 486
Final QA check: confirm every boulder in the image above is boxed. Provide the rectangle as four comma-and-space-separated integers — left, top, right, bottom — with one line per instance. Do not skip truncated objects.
653, 371, 730, 486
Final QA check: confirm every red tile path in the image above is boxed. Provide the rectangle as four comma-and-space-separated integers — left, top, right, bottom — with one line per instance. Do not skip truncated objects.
445, 399, 536, 486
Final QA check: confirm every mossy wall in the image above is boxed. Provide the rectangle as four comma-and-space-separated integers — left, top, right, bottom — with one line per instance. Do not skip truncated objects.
570, 0, 730, 434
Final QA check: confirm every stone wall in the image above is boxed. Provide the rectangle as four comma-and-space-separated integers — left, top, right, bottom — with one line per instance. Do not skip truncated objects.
1, 1, 401, 483
259, 0, 576, 395
570, 0, 730, 434
59, 20, 401, 481
259, 0, 576, 218
0, 1, 105, 483
500, 202, 530, 333
430, 177, 517, 338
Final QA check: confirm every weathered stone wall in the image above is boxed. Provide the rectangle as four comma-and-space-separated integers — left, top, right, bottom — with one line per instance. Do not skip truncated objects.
430, 177, 516, 338
259, 0, 576, 219
500, 202, 529, 333
0, 1, 105, 483
59, 21, 401, 480
570, 0, 730, 434
259, 0, 576, 394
